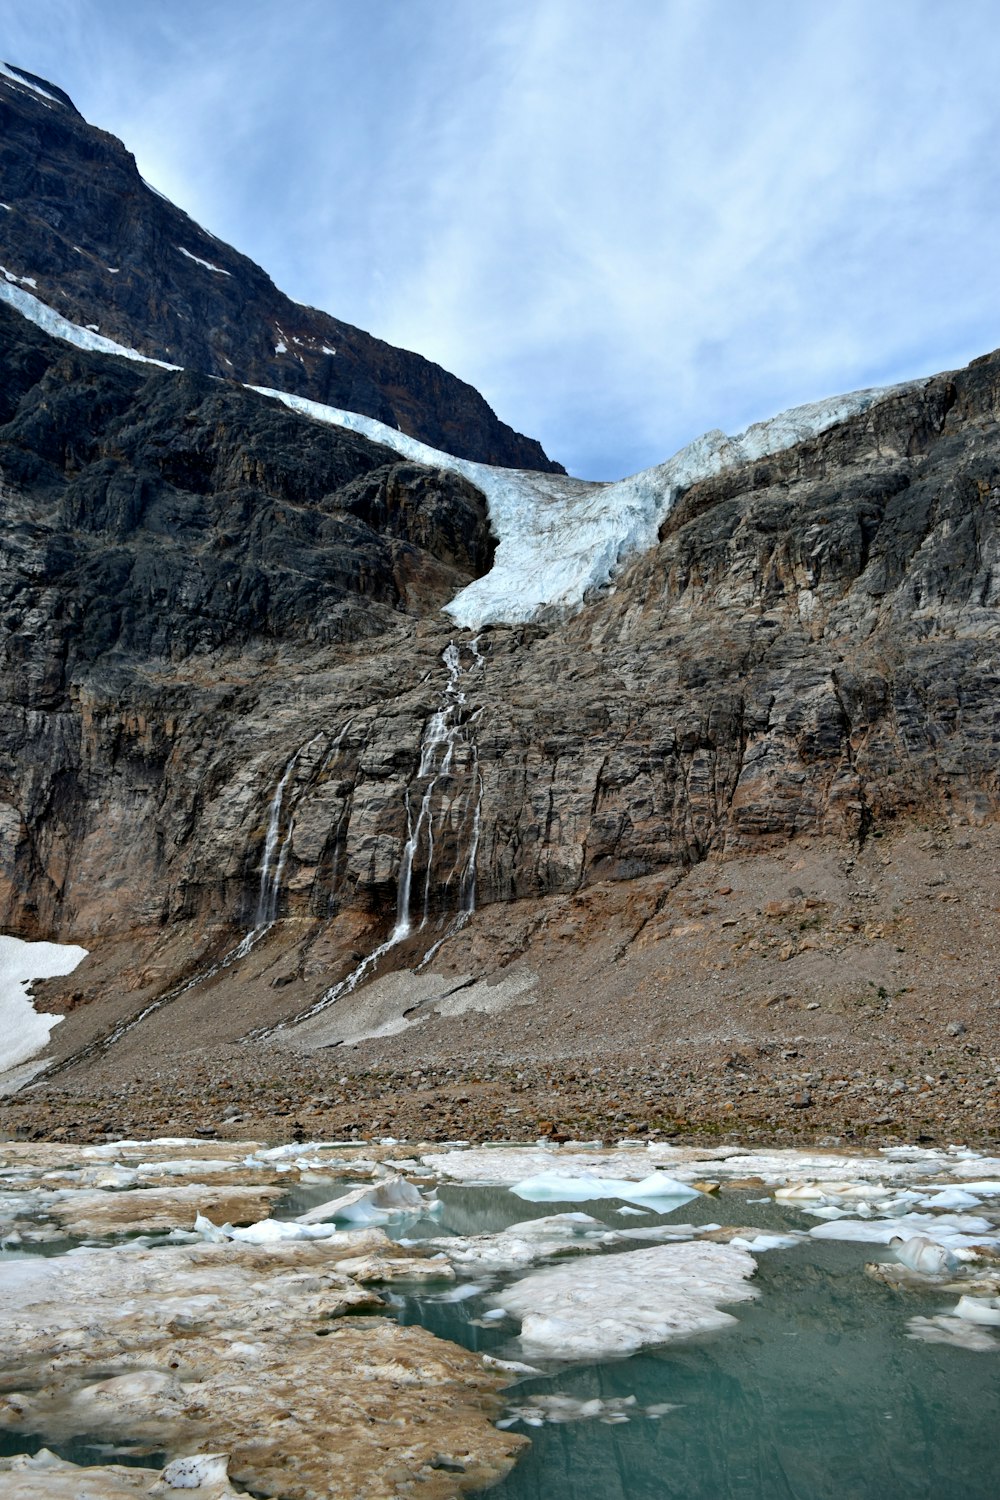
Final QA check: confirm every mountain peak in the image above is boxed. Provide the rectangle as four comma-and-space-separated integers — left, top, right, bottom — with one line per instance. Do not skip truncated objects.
0, 63, 562, 471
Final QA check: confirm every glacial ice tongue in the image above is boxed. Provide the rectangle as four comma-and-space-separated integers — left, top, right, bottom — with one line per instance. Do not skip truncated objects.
494, 1241, 757, 1362
0, 275, 914, 630
253, 381, 911, 630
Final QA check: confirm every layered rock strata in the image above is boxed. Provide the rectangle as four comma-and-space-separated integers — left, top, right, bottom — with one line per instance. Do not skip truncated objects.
0, 293, 998, 1076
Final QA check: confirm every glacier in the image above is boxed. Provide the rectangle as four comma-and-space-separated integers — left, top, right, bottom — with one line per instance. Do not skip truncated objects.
0, 275, 916, 629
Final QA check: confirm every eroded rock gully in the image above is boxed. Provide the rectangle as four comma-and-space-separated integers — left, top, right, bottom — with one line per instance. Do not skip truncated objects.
1, 296, 999, 1095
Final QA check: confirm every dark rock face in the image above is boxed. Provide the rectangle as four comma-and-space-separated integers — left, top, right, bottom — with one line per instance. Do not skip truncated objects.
1, 285, 998, 1067
0, 63, 562, 472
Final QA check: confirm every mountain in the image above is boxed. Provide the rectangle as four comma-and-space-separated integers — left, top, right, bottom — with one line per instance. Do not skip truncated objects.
0, 62, 561, 471
0, 65, 996, 1142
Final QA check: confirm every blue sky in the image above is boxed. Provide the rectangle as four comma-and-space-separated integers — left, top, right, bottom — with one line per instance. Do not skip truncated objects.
5, 0, 1000, 479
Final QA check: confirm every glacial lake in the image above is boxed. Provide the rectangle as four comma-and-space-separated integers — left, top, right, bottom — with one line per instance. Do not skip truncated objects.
375, 1183, 999, 1500
2, 1147, 999, 1498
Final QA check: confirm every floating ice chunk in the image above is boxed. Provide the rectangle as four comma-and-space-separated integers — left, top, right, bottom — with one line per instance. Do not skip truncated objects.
429, 1282, 487, 1303
510, 1171, 700, 1207
954, 1295, 1000, 1325
729, 1232, 805, 1253
494, 1242, 757, 1361
176, 245, 231, 276
907, 1315, 999, 1352
810, 1213, 993, 1248
918, 1188, 984, 1211
295, 1174, 429, 1225
501, 1392, 670, 1427
424, 1213, 610, 1274
893, 1236, 959, 1272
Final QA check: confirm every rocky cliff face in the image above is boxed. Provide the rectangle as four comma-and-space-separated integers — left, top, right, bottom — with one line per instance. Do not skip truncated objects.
1, 280, 998, 1075
0, 62, 561, 471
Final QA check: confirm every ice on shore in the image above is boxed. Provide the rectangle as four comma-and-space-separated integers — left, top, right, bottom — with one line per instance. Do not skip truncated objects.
494, 1241, 757, 1361
0, 934, 88, 1077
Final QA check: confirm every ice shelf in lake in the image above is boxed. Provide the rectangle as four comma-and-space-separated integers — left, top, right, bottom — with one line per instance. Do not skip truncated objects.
494, 1241, 758, 1361
0, 272, 917, 631
0, 934, 88, 1077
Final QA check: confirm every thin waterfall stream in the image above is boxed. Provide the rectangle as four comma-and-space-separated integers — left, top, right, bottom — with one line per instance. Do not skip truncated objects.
265, 636, 486, 1033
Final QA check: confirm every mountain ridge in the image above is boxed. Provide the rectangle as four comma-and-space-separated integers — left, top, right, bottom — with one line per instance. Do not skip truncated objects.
0, 62, 563, 472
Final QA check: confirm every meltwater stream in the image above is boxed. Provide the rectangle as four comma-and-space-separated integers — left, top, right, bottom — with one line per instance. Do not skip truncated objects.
264, 636, 486, 1033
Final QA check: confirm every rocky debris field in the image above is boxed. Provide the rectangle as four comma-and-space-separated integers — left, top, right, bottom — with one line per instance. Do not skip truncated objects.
5, 1042, 997, 1151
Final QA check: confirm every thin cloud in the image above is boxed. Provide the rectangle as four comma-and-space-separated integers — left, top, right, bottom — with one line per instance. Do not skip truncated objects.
4, 0, 1000, 477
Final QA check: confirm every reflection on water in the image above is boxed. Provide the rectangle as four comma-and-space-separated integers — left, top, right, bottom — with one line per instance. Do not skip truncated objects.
0, 1431, 167, 1469
377, 1187, 1000, 1500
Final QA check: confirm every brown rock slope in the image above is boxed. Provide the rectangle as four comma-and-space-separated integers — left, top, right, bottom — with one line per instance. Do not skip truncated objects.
1, 300, 998, 1125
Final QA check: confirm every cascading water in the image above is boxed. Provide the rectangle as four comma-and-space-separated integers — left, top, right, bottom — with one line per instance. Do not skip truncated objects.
254, 750, 301, 929
264, 637, 486, 1032
38, 722, 353, 1075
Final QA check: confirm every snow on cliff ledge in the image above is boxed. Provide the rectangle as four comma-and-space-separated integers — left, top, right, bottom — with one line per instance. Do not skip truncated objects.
0, 275, 915, 629
255, 380, 916, 630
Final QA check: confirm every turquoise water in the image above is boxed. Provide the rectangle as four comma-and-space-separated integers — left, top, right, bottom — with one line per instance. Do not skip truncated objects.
3, 1175, 998, 1496
368, 1185, 1000, 1500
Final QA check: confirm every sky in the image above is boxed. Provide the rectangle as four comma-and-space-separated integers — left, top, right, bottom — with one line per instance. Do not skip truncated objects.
4, 0, 1000, 480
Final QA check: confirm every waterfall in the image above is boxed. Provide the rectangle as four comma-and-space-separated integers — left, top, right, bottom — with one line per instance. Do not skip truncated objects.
262, 637, 486, 1033
255, 749, 301, 928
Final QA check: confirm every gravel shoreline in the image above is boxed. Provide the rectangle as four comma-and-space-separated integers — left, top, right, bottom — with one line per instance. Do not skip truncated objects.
4, 1042, 997, 1149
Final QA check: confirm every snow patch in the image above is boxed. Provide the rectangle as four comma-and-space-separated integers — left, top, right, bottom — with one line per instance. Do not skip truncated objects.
0, 63, 62, 105
322, 345, 337, 356
0, 935, 88, 1074
1, 264, 37, 288
177, 245, 231, 276
274, 340, 288, 354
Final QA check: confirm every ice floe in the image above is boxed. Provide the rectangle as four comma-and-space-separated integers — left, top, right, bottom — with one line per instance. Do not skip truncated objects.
0, 1234, 519, 1496
509, 1169, 700, 1208
498, 1392, 678, 1428
906, 1314, 1000, 1352
295, 1173, 434, 1225
494, 1241, 758, 1361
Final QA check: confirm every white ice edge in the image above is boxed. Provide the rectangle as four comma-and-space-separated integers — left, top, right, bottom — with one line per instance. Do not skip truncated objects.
0, 275, 918, 630
0, 935, 88, 1073
177, 245, 230, 276
0, 277, 179, 368
0, 63, 62, 105
494, 1241, 758, 1361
